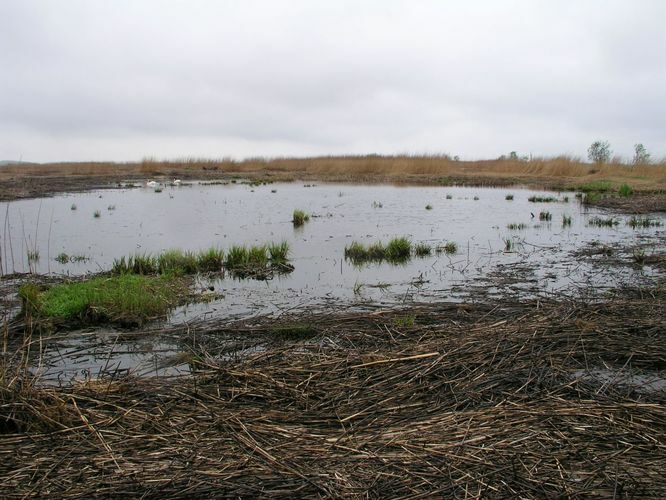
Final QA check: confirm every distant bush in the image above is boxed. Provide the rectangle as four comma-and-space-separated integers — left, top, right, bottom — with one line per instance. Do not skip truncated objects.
632, 143, 651, 165
587, 140, 611, 164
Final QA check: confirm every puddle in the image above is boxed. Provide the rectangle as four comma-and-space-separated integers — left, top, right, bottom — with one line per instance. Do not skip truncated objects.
2, 182, 664, 382
572, 368, 666, 395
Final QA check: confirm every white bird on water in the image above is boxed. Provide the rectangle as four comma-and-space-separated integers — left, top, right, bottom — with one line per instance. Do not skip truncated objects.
146, 180, 158, 187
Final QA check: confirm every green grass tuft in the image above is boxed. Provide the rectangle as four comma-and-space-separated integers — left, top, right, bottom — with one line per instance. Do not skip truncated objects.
588, 216, 618, 228
576, 180, 613, 193
436, 242, 457, 254
618, 183, 634, 197
19, 274, 184, 325
528, 196, 558, 203
268, 241, 290, 263
345, 237, 412, 264
292, 209, 310, 227
196, 247, 225, 273
385, 237, 411, 261
562, 214, 572, 227
627, 216, 662, 229
414, 242, 432, 257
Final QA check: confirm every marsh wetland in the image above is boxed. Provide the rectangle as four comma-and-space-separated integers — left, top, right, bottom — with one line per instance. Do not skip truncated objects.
1, 181, 665, 380
2, 174, 665, 497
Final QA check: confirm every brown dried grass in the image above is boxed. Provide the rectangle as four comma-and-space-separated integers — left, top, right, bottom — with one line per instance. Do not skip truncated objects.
1, 284, 664, 497
3, 155, 665, 190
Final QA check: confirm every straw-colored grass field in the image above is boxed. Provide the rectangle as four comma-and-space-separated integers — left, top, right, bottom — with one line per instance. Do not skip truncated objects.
2, 155, 665, 191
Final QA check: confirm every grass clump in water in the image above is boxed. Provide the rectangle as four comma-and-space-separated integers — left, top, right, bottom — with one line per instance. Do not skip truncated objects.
436, 242, 458, 254
55, 253, 70, 264
562, 214, 572, 227
112, 247, 226, 276
19, 274, 184, 326
112, 254, 158, 275
93, 210, 101, 218
247, 245, 269, 268
196, 247, 225, 273
528, 196, 558, 203
505, 194, 514, 201
27, 250, 40, 263
414, 242, 432, 257
627, 216, 662, 229
345, 237, 412, 264
539, 211, 552, 221
268, 241, 289, 263
157, 249, 198, 275
344, 242, 368, 262
385, 237, 411, 261
292, 209, 310, 227
225, 242, 291, 278
445, 194, 453, 200
588, 216, 618, 228
425, 204, 433, 210
507, 223, 527, 230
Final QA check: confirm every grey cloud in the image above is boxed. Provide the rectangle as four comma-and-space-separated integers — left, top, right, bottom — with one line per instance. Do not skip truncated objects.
1, 0, 665, 161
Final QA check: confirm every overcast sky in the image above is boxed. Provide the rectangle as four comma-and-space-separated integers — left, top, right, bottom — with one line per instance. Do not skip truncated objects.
1, 1, 665, 162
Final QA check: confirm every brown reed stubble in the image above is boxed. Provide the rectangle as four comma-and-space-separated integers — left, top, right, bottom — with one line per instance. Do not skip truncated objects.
2, 155, 665, 191
1, 284, 664, 497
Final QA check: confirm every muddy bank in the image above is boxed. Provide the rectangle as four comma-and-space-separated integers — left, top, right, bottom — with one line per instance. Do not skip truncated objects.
1, 282, 665, 497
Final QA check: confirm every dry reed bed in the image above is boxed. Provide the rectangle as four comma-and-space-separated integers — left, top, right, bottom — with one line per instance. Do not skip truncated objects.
1, 156, 665, 198
1, 287, 665, 497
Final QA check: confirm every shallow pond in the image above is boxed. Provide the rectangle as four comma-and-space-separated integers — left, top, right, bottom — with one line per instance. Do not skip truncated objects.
2, 181, 664, 382
3, 181, 664, 310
